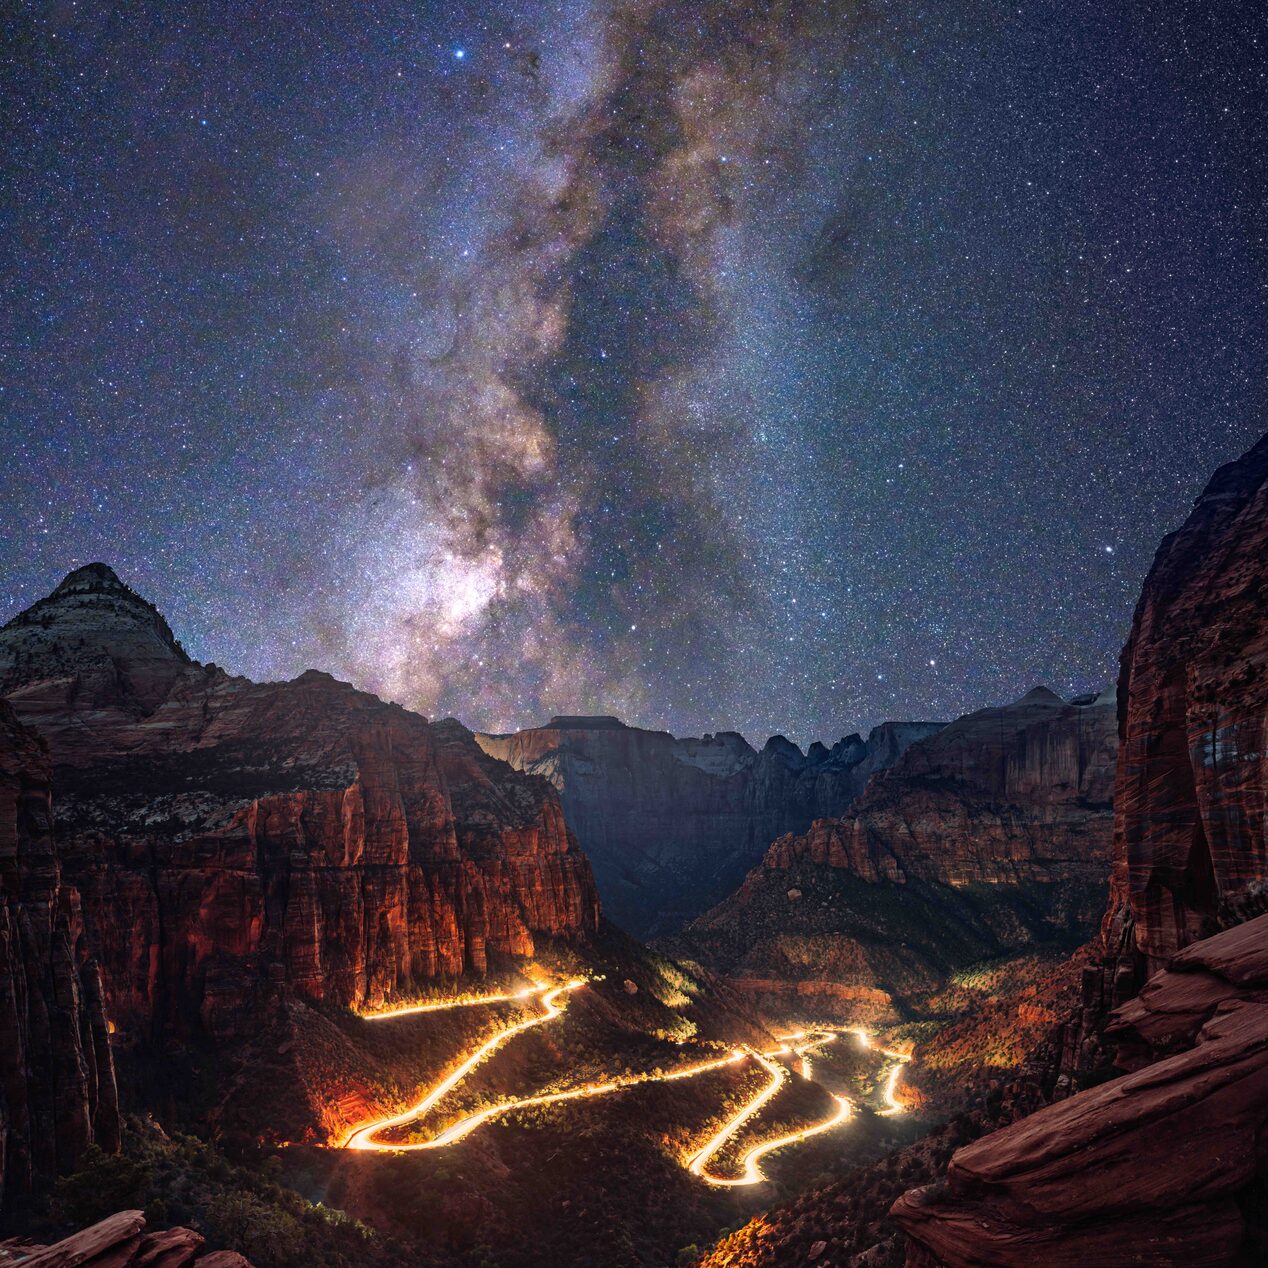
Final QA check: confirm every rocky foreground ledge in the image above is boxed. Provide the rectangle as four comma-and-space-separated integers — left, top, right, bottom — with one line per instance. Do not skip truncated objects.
892, 912, 1268, 1267
0, 1209, 250, 1267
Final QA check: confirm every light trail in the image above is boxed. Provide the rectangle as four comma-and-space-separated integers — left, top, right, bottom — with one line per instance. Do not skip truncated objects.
696, 1094, 853, 1187
345, 980, 584, 1150
357, 986, 539, 1020
687, 1031, 848, 1187
425, 1049, 749, 1148
849, 1027, 912, 1115
340, 988, 894, 1180
686, 1047, 788, 1182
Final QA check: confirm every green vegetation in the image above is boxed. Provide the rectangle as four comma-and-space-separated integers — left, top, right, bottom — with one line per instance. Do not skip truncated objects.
47, 1122, 406, 1267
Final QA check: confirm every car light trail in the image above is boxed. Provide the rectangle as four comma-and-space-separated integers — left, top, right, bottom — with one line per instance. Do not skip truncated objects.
696, 1093, 853, 1187
340, 987, 895, 1176
357, 986, 540, 1020
686, 1046, 787, 1181
849, 1027, 911, 1114
345, 980, 584, 1150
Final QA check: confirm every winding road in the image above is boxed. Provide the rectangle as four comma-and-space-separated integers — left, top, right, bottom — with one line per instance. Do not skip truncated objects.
342, 981, 908, 1185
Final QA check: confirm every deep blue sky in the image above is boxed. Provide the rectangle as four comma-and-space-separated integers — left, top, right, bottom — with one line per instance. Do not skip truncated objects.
2, 1, 1265, 744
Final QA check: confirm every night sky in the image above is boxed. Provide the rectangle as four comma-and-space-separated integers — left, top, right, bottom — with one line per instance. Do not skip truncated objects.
3, 1, 1265, 745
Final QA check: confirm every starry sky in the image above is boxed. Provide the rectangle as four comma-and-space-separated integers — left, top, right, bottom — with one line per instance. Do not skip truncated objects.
2, 1, 1265, 745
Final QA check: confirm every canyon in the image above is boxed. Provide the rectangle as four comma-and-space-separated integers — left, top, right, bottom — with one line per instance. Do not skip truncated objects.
476, 715, 944, 936
701, 432, 1268, 1268
671, 685, 1117, 1024
6, 433, 1268, 1266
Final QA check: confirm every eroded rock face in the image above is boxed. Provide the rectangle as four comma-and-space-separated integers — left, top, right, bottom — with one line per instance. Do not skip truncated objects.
475, 715, 944, 935
0, 700, 119, 1203
673, 689, 1116, 1019
892, 914, 1268, 1267
1105, 434, 1268, 973
0, 567, 599, 1042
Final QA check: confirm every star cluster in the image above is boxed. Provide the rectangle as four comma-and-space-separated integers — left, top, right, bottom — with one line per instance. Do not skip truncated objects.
2, 1, 1265, 744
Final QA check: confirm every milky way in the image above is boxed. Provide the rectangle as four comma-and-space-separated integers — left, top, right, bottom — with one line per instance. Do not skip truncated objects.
3, 1, 1265, 743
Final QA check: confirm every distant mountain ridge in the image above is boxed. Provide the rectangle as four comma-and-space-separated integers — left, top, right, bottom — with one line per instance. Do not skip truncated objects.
671, 684, 1118, 1022
476, 713, 946, 935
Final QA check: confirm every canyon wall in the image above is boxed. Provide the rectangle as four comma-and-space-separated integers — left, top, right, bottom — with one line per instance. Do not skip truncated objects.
1105, 433, 1268, 973
672, 687, 1117, 1019
475, 715, 944, 935
0, 700, 118, 1203
0, 565, 600, 1043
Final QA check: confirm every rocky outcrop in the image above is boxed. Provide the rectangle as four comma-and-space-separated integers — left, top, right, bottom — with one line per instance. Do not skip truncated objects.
0, 700, 118, 1204
1106, 434, 1268, 974
475, 715, 944, 935
0, 566, 599, 1043
0, 1208, 252, 1267
893, 914, 1268, 1267
672, 689, 1116, 1019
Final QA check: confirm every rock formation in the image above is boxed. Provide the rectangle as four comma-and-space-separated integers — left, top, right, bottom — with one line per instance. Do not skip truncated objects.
0, 700, 118, 1204
0, 1208, 252, 1267
0, 565, 600, 1042
475, 715, 944, 935
1105, 434, 1268, 973
673, 687, 1117, 1019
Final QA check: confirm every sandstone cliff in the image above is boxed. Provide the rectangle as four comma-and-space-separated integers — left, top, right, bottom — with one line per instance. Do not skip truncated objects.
672, 687, 1116, 1020
0, 566, 599, 1043
0, 700, 118, 1204
475, 715, 944, 935
1106, 433, 1268, 973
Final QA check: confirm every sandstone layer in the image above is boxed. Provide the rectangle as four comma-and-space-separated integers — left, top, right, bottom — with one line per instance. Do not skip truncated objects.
673, 687, 1116, 1019
0, 700, 118, 1203
475, 715, 944, 935
0, 565, 599, 1042
0, 1208, 252, 1267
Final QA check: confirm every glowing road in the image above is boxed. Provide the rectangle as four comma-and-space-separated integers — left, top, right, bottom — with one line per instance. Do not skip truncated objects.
341, 984, 906, 1184
849, 1028, 912, 1115
345, 980, 585, 1151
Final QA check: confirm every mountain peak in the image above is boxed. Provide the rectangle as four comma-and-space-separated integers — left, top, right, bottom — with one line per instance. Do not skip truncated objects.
52, 562, 128, 596
543, 715, 628, 731
0, 562, 193, 715
1018, 685, 1062, 704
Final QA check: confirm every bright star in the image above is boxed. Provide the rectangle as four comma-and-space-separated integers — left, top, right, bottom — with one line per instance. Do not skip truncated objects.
453, 48, 466, 60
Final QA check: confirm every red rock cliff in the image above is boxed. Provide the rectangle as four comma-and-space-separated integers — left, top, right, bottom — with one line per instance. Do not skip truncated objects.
754, 686, 1117, 891
671, 688, 1116, 1020
1105, 434, 1268, 972
0, 700, 119, 1203
892, 914, 1268, 1267
0, 566, 600, 1042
